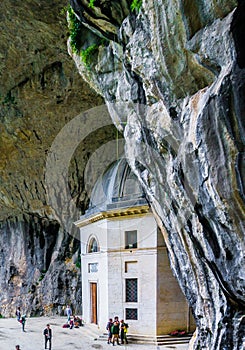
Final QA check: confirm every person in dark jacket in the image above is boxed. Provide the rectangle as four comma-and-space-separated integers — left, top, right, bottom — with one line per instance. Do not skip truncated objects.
120, 319, 129, 344
43, 324, 52, 350
16, 307, 21, 322
106, 318, 113, 344
21, 314, 26, 332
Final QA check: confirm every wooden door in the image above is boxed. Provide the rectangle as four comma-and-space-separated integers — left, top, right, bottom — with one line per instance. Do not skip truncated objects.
90, 282, 97, 324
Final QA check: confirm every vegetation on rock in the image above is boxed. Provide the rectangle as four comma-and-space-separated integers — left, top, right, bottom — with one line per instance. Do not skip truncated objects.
81, 44, 99, 68
67, 6, 83, 54
130, 0, 142, 11
88, 0, 96, 9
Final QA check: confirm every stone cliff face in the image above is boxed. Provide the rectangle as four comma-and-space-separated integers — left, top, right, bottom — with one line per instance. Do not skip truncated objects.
0, 0, 109, 316
68, 0, 244, 349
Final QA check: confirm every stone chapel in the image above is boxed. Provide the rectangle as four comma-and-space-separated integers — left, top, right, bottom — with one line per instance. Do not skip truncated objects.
74, 158, 195, 343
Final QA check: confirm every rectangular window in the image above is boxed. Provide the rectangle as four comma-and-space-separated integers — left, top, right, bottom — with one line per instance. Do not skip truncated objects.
126, 278, 138, 302
125, 230, 137, 249
88, 263, 98, 273
125, 261, 137, 273
126, 308, 138, 320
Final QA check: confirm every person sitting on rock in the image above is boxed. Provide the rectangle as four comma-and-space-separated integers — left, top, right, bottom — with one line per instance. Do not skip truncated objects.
74, 315, 81, 328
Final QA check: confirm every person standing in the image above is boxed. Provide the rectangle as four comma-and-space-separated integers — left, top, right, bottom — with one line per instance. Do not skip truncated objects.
21, 314, 26, 332
111, 316, 120, 346
106, 318, 113, 344
16, 307, 21, 322
65, 305, 72, 323
57, 305, 62, 316
15, 345, 21, 350
120, 319, 129, 344
43, 324, 52, 350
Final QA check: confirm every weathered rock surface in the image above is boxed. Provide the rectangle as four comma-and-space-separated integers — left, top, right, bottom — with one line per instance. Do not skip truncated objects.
68, 0, 244, 349
0, 0, 109, 316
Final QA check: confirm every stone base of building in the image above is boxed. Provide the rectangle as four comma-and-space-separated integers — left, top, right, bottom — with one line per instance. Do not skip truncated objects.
100, 332, 193, 346
128, 333, 192, 345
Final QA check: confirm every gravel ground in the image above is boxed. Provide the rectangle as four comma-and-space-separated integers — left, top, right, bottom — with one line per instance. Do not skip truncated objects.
0, 316, 189, 350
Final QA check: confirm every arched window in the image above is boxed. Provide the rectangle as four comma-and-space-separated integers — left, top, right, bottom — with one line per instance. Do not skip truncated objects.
88, 237, 99, 253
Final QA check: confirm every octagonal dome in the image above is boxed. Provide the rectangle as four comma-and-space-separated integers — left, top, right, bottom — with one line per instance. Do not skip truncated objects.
86, 158, 147, 215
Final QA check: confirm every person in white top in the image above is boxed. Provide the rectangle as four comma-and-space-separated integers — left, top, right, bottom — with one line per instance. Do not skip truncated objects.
65, 305, 72, 323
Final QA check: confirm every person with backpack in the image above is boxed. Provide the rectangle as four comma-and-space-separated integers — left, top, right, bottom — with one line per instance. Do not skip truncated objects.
21, 314, 26, 332
111, 316, 120, 346
120, 319, 129, 344
106, 318, 113, 344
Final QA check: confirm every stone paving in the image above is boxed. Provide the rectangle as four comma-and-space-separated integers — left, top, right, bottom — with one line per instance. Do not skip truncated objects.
0, 316, 189, 350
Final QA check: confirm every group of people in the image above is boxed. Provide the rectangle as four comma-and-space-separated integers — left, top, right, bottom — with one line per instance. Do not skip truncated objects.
15, 306, 129, 349
15, 304, 81, 350
106, 316, 129, 346
16, 307, 52, 349
63, 305, 82, 329
62, 315, 82, 329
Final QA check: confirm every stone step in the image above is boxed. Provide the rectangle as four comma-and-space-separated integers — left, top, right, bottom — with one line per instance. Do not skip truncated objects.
98, 332, 192, 345
128, 335, 192, 345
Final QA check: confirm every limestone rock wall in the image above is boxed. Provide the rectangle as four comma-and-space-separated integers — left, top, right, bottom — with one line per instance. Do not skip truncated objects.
0, 0, 107, 316
0, 216, 82, 316
68, 0, 244, 349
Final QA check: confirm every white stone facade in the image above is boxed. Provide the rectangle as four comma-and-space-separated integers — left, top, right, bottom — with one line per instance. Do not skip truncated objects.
76, 210, 194, 338
74, 159, 195, 340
